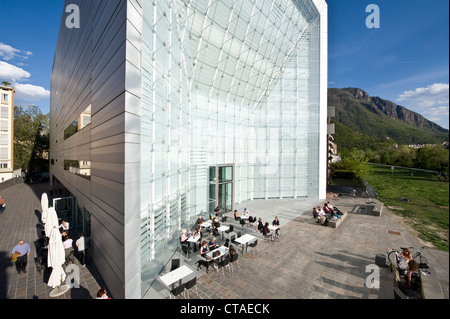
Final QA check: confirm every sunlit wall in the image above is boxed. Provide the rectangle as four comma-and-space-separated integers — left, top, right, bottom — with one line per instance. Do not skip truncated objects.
139, 0, 327, 296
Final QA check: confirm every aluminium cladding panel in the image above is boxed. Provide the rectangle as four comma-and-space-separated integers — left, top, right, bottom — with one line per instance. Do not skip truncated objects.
50, 0, 141, 299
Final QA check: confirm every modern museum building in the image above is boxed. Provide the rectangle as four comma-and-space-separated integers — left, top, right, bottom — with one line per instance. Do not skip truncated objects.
49, 0, 328, 298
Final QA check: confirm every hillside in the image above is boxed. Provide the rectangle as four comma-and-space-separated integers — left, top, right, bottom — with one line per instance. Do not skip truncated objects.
328, 88, 449, 149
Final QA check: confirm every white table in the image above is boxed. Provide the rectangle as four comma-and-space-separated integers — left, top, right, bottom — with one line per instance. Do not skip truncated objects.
185, 235, 201, 253
217, 225, 230, 240
234, 234, 256, 253
199, 220, 212, 228
160, 265, 193, 288
206, 246, 229, 261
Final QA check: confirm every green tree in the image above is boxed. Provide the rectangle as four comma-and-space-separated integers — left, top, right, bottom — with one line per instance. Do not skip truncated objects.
331, 149, 370, 181
415, 145, 449, 172
13, 105, 49, 173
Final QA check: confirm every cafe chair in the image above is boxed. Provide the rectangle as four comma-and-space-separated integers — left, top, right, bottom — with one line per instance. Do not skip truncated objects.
170, 283, 185, 299
184, 277, 198, 299
229, 253, 240, 272
217, 255, 231, 278
224, 239, 230, 248
240, 219, 247, 227
221, 216, 228, 224
170, 258, 180, 271
181, 243, 191, 259
248, 239, 259, 256
230, 234, 238, 246
225, 224, 234, 236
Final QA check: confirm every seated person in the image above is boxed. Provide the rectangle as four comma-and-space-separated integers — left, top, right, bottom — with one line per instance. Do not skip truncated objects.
200, 241, 209, 259
208, 237, 219, 251
180, 229, 189, 243
396, 248, 413, 271
256, 217, 264, 233
241, 208, 249, 219
263, 222, 275, 242
272, 216, 280, 237
323, 203, 333, 214
312, 207, 319, 219
405, 260, 419, 288
317, 207, 328, 225
214, 206, 221, 217
228, 245, 237, 258
192, 228, 202, 239
333, 207, 344, 216
234, 210, 241, 221
196, 216, 205, 227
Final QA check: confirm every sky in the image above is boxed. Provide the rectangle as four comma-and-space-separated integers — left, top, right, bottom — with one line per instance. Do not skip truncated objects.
0, 0, 449, 129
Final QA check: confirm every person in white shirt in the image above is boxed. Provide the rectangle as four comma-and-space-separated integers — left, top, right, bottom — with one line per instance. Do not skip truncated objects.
59, 220, 70, 231
63, 235, 74, 261
76, 233, 86, 266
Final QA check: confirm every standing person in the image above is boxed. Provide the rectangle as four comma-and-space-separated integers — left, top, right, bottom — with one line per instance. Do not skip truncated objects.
76, 233, 86, 267
11, 240, 30, 274
0, 196, 5, 214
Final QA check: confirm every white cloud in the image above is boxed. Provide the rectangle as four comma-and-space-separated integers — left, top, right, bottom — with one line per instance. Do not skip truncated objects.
397, 83, 449, 108
0, 61, 31, 81
396, 83, 449, 129
0, 60, 49, 102
0, 42, 21, 61
13, 83, 50, 101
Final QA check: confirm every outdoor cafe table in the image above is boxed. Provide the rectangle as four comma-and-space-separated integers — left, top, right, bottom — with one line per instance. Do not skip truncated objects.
187, 235, 201, 251
217, 225, 230, 240
159, 265, 193, 289
206, 246, 229, 261
200, 220, 212, 229
234, 234, 256, 254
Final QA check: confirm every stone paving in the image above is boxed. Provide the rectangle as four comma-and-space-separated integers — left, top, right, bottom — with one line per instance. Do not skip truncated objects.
0, 182, 105, 299
0, 182, 448, 300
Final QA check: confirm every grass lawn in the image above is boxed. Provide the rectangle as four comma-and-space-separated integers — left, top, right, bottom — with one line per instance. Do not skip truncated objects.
364, 165, 449, 251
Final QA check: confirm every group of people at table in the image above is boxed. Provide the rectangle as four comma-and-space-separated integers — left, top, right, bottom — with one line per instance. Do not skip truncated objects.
312, 201, 344, 225
179, 208, 281, 264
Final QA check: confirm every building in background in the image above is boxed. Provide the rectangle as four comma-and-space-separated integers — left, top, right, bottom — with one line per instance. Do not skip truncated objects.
0, 85, 14, 182
50, 0, 328, 298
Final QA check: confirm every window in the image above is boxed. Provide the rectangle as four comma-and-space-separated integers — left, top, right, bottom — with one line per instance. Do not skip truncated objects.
0, 134, 8, 145
1, 107, 8, 118
64, 160, 91, 179
0, 120, 8, 132
1, 94, 8, 103
0, 147, 8, 160
64, 105, 91, 140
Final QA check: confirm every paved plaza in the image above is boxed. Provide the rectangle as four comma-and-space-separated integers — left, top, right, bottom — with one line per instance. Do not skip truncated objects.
0, 182, 448, 300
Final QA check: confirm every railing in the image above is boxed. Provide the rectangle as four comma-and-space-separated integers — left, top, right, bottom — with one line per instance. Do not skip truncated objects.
0, 175, 25, 191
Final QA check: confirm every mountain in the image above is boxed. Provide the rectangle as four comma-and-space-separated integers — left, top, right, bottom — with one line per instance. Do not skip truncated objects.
328, 88, 449, 149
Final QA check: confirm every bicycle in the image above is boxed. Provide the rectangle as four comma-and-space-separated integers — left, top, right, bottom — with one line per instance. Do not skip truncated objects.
387, 246, 429, 270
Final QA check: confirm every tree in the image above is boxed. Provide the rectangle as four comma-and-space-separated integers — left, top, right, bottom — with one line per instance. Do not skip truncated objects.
1, 81, 11, 87
331, 149, 370, 181
13, 105, 49, 173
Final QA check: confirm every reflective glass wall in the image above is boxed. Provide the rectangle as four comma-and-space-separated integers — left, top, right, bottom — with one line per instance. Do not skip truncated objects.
140, 0, 322, 296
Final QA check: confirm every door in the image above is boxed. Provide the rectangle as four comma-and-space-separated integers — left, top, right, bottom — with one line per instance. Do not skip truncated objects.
53, 196, 75, 226
216, 164, 234, 214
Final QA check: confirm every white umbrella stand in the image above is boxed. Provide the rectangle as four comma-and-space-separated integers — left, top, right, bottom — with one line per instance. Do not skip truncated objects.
41, 192, 49, 224
47, 218, 70, 297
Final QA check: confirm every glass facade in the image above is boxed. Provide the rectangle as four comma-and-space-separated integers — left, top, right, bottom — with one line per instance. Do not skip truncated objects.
139, 0, 323, 296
